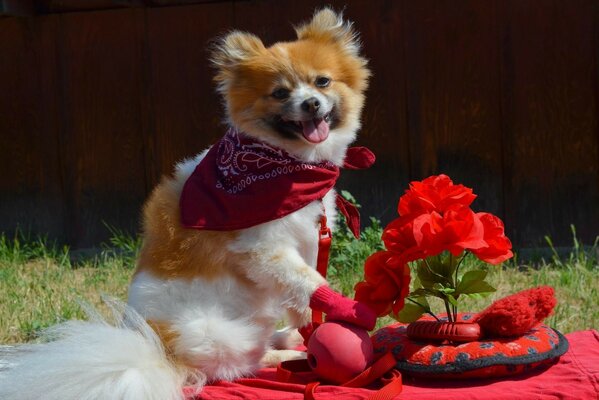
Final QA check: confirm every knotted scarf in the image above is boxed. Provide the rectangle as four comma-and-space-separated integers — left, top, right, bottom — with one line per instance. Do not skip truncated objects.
180, 129, 375, 238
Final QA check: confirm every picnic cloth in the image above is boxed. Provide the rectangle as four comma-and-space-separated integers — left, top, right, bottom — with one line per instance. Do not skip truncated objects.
185, 329, 599, 400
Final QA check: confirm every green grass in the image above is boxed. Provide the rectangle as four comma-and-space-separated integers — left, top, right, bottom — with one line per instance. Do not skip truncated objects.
0, 221, 597, 344
0, 231, 133, 343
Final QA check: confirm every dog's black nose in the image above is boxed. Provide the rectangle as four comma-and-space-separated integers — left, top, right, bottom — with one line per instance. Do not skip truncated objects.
301, 97, 321, 113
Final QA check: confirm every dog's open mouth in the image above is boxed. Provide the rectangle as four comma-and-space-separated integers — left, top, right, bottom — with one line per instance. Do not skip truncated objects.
275, 112, 333, 144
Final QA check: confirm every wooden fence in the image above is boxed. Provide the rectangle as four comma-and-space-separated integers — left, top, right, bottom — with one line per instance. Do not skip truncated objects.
1, 0, 598, 249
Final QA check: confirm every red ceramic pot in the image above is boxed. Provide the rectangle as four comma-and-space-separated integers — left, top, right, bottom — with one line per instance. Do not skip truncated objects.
407, 320, 482, 342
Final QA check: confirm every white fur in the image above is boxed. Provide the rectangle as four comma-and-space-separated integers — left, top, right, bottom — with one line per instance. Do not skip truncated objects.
128, 272, 279, 381
0, 301, 187, 400
286, 82, 333, 121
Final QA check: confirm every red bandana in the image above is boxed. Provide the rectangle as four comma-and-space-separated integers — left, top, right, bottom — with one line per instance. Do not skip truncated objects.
180, 129, 375, 237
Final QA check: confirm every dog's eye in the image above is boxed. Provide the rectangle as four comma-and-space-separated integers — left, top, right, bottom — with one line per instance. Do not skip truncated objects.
271, 88, 290, 100
315, 76, 331, 88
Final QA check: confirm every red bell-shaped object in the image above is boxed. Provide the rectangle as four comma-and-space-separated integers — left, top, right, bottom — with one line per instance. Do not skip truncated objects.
306, 322, 374, 384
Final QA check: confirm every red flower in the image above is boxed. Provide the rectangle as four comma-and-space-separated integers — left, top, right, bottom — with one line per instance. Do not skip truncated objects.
382, 215, 427, 263
470, 212, 513, 264
354, 251, 411, 317
398, 174, 476, 217
413, 207, 487, 256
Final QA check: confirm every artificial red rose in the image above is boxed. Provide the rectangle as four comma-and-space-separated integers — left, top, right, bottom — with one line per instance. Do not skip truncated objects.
354, 251, 411, 317
470, 212, 513, 264
413, 207, 487, 256
398, 174, 477, 217
382, 215, 427, 263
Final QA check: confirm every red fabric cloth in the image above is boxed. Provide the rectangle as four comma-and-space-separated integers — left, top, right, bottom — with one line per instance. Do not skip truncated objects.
180, 129, 374, 236
185, 330, 599, 399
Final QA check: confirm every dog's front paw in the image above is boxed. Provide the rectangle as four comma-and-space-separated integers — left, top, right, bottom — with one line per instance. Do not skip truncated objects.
309, 286, 377, 330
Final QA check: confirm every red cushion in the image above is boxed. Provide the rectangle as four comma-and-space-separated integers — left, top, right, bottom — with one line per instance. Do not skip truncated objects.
371, 313, 568, 379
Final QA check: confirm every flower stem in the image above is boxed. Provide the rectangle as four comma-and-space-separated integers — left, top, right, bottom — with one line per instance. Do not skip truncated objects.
406, 298, 441, 322
452, 252, 469, 321
453, 252, 468, 288
443, 298, 454, 323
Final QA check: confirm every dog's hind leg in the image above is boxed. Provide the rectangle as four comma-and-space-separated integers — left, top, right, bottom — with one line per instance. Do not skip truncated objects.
270, 326, 304, 350
162, 310, 271, 383
261, 349, 306, 367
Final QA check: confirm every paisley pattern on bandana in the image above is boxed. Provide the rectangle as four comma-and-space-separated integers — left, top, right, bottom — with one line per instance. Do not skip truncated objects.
215, 130, 333, 195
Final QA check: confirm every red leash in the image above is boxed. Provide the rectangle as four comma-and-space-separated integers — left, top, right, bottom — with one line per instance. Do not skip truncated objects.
312, 215, 333, 324
276, 352, 402, 400
275, 214, 402, 399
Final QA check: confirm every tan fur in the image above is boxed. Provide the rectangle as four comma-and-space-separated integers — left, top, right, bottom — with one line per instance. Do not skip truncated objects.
224, 40, 369, 132
147, 320, 180, 358
135, 174, 243, 282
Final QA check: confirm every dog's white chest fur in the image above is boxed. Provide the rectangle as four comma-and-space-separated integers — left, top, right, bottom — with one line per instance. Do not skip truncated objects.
129, 150, 337, 319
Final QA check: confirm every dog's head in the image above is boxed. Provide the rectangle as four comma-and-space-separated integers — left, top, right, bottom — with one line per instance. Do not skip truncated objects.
211, 8, 370, 164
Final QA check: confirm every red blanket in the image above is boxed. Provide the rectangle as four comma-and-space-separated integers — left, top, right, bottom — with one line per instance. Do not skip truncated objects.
185, 330, 599, 400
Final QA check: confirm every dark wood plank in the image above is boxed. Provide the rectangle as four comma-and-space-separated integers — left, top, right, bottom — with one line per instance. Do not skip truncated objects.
146, 0, 226, 5
58, 8, 147, 247
37, 0, 141, 13
500, 0, 599, 247
144, 2, 234, 185
0, 0, 35, 16
402, 0, 504, 218
0, 16, 65, 240
336, 0, 411, 225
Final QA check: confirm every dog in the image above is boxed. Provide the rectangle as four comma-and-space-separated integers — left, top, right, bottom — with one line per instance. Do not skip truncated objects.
0, 8, 374, 400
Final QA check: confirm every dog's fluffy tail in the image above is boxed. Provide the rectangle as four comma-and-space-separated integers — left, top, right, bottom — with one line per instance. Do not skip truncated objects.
0, 299, 199, 400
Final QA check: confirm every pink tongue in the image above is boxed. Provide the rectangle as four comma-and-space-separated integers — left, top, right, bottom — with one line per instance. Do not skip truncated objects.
301, 118, 330, 143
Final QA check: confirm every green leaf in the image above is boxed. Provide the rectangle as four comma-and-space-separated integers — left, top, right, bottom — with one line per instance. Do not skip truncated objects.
427, 252, 461, 279
456, 270, 487, 293
437, 286, 456, 295
456, 280, 496, 295
446, 294, 458, 306
395, 297, 429, 323
460, 291, 495, 300
417, 259, 451, 288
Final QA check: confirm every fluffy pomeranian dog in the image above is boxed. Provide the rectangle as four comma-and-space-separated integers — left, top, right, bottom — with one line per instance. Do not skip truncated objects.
0, 8, 374, 400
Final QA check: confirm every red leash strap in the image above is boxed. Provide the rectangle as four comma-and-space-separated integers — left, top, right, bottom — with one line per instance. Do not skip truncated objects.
312, 215, 332, 324
278, 352, 403, 400
341, 352, 398, 388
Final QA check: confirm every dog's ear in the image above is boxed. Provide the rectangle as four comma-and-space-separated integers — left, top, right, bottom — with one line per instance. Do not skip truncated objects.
211, 31, 265, 88
295, 8, 361, 55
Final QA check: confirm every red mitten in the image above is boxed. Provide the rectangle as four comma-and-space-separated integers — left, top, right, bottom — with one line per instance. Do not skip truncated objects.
309, 285, 377, 330
475, 295, 536, 337
475, 286, 557, 337
520, 286, 556, 322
